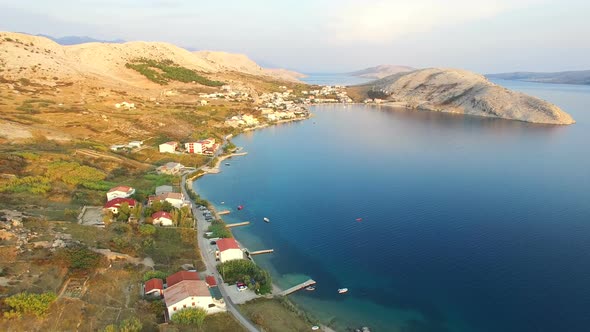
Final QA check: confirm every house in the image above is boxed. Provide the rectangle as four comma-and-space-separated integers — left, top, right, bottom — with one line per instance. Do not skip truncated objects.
216, 238, 243, 263
166, 270, 200, 288
128, 141, 143, 148
185, 142, 203, 154
157, 162, 183, 175
155, 185, 174, 196
144, 278, 164, 297
164, 279, 225, 319
104, 197, 137, 214
151, 192, 186, 209
106, 185, 136, 201
152, 211, 173, 226
159, 142, 178, 153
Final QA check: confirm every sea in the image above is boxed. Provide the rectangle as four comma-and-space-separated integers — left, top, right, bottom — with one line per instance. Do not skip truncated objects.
194, 76, 590, 332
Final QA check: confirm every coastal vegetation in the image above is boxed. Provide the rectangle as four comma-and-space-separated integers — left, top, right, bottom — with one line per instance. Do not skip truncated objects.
239, 297, 319, 332
170, 307, 207, 327
125, 58, 224, 86
217, 259, 272, 294
101, 317, 142, 332
207, 219, 232, 239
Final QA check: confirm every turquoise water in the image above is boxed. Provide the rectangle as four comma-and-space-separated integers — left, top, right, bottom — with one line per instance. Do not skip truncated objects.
195, 80, 590, 331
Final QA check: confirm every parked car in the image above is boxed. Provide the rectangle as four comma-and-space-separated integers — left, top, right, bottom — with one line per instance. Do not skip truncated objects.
237, 282, 248, 291
210, 240, 217, 245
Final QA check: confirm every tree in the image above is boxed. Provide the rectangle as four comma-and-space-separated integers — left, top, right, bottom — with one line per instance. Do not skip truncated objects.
58, 244, 103, 271
100, 317, 142, 332
170, 307, 207, 327
117, 202, 131, 222
142, 270, 167, 282
139, 224, 156, 237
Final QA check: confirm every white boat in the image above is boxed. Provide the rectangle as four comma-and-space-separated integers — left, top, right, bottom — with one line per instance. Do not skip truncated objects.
263, 217, 270, 223
338, 288, 348, 294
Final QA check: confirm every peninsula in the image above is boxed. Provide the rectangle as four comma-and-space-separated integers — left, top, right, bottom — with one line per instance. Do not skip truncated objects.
355, 68, 575, 125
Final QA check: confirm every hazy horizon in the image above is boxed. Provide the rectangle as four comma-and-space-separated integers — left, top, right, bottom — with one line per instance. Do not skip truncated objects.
1, 0, 589, 73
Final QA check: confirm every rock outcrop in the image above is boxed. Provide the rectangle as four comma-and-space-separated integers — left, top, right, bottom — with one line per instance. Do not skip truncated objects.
349, 64, 415, 79
370, 68, 575, 125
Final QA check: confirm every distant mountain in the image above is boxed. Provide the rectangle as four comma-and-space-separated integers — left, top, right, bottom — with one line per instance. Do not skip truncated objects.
487, 70, 590, 86
36, 34, 126, 45
348, 64, 415, 79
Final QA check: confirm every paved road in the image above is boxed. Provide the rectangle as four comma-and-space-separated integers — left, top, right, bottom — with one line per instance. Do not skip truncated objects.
181, 174, 260, 332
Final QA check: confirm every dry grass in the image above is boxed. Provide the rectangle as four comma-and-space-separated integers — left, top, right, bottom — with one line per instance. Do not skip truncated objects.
239, 298, 318, 332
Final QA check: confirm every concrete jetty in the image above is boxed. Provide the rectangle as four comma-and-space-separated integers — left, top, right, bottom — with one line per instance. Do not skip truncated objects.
249, 249, 274, 256
226, 221, 250, 228
218, 210, 231, 215
278, 279, 316, 296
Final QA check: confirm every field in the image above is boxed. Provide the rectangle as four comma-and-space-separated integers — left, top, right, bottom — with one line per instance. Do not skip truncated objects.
239, 297, 320, 332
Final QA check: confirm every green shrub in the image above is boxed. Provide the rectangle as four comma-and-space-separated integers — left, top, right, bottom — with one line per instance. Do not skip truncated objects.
3, 292, 57, 318
170, 307, 207, 326
57, 244, 103, 271
217, 259, 272, 294
142, 270, 167, 282
125, 58, 224, 87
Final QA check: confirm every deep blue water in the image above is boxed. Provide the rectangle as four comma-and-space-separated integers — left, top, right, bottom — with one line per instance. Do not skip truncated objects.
195, 79, 590, 332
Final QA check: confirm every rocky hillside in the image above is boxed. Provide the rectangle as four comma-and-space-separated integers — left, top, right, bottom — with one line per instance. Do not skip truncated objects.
349, 64, 415, 79
0, 32, 303, 86
368, 68, 575, 125
193, 51, 305, 81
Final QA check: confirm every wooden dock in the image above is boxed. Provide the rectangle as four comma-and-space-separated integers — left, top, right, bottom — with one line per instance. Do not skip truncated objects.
218, 210, 231, 215
249, 249, 274, 256
226, 221, 250, 228
278, 279, 316, 296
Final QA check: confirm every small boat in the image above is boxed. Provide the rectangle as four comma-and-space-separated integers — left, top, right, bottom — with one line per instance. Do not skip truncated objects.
225, 163, 230, 166
356, 218, 363, 222
305, 286, 316, 291
237, 205, 244, 210
221, 201, 225, 204
263, 217, 270, 223
338, 288, 348, 294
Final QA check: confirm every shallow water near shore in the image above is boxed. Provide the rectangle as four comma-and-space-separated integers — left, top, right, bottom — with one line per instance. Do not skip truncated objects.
195, 80, 590, 331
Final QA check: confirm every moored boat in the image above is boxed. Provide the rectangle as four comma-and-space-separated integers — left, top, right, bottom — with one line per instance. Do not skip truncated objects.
237, 205, 244, 210
263, 217, 270, 223
305, 286, 316, 291
338, 288, 348, 294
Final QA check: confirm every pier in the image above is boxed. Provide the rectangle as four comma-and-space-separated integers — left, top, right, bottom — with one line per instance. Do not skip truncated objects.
278, 279, 316, 296
226, 221, 250, 228
218, 210, 231, 215
249, 249, 274, 256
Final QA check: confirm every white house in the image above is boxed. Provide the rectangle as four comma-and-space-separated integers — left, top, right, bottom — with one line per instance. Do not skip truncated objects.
157, 162, 183, 175
103, 198, 137, 214
106, 186, 135, 201
216, 238, 244, 263
153, 192, 186, 209
152, 211, 174, 226
128, 141, 143, 148
159, 142, 178, 153
185, 142, 203, 154
164, 279, 225, 318
144, 278, 164, 297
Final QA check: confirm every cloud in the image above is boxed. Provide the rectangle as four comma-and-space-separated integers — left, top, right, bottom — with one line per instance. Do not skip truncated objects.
326, 0, 542, 43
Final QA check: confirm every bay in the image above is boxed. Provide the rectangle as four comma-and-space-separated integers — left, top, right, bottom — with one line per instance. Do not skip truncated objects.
195, 79, 590, 331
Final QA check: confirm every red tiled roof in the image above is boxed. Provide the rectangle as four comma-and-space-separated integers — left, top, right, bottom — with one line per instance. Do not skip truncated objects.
164, 280, 210, 306
216, 238, 239, 252
108, 185, 133, 193
145, 278, 164, 293
104, 197, 137, 209
166, 271, 199, 288
152, 211, 172, 220
205, 275, 217, 287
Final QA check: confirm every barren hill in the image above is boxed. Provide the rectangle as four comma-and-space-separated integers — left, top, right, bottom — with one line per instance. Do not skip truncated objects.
366, 68, 575, 125
349, 64, 415, 79
0, 32, 303, 87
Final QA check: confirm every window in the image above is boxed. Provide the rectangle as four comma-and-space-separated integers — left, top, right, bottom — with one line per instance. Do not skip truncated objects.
192, 302, 195, 306
183, 304, 186, 308
173, 307, 176, 311
208, 304, 215, 308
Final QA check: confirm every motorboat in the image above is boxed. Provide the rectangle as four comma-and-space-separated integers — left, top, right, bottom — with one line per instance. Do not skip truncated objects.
305, 286, 316, 291
225, 163, 230, 166
356, 218, 363, 222
237, 205, 244, 210
263, 217, 270, 223
338, 288, 348, 294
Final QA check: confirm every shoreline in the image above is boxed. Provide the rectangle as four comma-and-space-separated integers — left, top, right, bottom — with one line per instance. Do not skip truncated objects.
186, 114, 338, 331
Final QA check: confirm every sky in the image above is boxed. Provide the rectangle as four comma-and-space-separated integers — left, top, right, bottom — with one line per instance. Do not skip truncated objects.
1, 0, 589, 73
